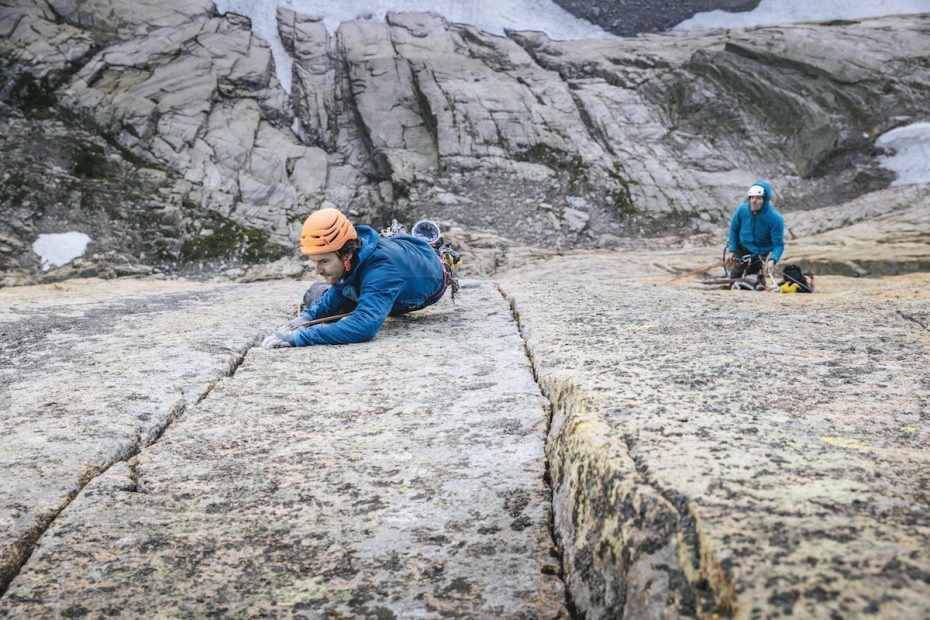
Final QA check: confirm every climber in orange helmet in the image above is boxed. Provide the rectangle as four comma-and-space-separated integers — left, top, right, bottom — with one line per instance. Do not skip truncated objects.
261, 208, 454, 347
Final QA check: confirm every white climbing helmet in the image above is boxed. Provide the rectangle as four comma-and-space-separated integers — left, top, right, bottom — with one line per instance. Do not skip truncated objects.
747, 184, 766, 197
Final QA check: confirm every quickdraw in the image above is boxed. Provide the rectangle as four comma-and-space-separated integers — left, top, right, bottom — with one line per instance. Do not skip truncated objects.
380, 219, 408, 237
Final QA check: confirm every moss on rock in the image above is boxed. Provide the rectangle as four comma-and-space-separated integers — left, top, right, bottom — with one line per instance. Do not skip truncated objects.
72, 143, 108, 179
515, 143, 588, 184
179, 212, 288, 264
8, 72, 58, 116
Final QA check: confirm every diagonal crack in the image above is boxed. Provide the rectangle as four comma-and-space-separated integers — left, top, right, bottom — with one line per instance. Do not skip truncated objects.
335, 32, 389, 181
0, 334, 263, 599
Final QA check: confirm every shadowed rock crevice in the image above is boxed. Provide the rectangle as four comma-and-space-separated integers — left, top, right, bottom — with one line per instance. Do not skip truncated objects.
495, 284, 580, 618
794, 257, 930, 278
336, 36, 388, 182
496, 283, 725, 617
408, 64, 441, 165
562, 83, 619, 159
0, 509, 62, 599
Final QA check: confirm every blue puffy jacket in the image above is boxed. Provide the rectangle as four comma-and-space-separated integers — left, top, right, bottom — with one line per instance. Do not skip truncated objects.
728, 181, 784, 263
293, 226, 446, 346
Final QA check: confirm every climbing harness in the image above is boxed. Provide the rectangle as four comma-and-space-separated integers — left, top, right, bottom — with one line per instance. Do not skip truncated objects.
698, 249, 777, 291
729, 250, 776, 291
701, 255, 816, 294
380, 219, 408, 237
422, 255, 458, 305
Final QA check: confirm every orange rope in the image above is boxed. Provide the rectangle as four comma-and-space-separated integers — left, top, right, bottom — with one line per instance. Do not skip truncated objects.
657, 260, 725, 286
286, 312, 353, 332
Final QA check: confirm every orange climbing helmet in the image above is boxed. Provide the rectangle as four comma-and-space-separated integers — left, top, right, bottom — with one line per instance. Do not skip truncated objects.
300, 208, 357, 256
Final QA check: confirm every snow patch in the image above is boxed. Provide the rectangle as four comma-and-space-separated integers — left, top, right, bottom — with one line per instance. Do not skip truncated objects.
876, 122, 930, 186
32, 232, 92, 271
214, 0, 614, 92
675, 0, 929, 31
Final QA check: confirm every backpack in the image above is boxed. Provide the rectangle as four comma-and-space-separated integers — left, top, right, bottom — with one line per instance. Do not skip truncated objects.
779, 264, 814, 293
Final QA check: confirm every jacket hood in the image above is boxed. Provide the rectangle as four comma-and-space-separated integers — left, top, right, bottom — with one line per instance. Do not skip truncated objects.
341, 225, 379, 284
748, 180, 773, 212
740, 181, 772, 213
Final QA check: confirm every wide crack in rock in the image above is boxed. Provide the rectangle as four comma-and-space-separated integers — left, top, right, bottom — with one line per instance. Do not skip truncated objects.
497, 283, 582, 618
498, 257, 930, 618
499, 283, 714, 617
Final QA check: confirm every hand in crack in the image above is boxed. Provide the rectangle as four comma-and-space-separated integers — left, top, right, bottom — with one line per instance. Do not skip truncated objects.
262, 330, 296, 349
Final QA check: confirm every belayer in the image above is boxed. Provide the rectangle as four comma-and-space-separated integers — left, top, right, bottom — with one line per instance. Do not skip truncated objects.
725, 181, 784, 279
262, 208, 454, 348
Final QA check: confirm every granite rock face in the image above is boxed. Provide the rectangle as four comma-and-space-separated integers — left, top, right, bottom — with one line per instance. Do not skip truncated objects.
0, 1, 300, 283
0, 277, 297, 596
499, 257, 930, 618
2, 2, 928, 284
0, 279, 567, 617
57, 11, 319, 241
0, 209, 928, 616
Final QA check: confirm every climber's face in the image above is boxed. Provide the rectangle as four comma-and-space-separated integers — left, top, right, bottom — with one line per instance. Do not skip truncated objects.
311, 251, 347, 284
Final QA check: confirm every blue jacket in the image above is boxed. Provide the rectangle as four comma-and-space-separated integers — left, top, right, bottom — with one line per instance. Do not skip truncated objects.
728, 181, 784, 263
293, 226, 446, 346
